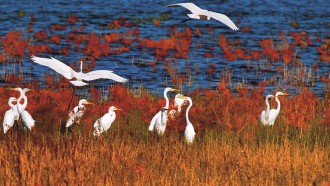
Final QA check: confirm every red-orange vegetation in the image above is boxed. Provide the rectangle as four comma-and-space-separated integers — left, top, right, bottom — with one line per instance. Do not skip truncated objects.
204, 52, 214, 58
50, 23, 67, 31
50, 35, 61, 44
250, 50, 261, 60
259, 38, 273, 48
193, 28, 201, 37
67, 15, 79, 24
218, 34, 228, 48
27, 44, 53, 56
60, 46, 70, 56
241, 26, 250, 33
282, 87, 320, 127
206, 63, 216, 75
1, 30, 29, 61
152, 19, 161, 27
34, 30, 48, 41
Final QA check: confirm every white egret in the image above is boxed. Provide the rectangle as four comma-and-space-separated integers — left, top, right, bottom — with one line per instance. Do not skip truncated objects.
180, 95, 196, 144
169, 93, 186, 118
66, 99, 93, 128
3, 97, 18, 134
259, 94, 275, 125
11, 88, 35, 130
167, 3, 239, 31
93, 106, 121, 136
148, 87, 179, 135
31, 56, 128, 87
267, 92, 289, 125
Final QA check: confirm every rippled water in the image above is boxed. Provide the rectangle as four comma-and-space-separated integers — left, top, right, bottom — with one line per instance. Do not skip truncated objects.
0, 0, 329, 96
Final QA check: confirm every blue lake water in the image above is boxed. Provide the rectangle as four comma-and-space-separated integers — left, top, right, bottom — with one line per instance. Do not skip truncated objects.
0, 0, 329, 97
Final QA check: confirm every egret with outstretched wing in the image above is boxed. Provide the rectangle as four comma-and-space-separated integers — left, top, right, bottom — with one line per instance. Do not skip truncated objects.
167, 3, 239, 31
31, 56, 128, 86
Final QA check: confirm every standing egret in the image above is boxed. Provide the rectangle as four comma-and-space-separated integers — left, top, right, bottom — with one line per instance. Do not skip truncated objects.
93, 106, 122, 136
3, 97, 18, 134
31, 56, 128, 87
11, 88, 35, 130
180, 95, 196, 144
267, 92, 289, 125
167, 3, 239, 31
169, 93, 186, 118
149, 87, 179, 135
259, 94, 275, 125
66, 99, 93, 128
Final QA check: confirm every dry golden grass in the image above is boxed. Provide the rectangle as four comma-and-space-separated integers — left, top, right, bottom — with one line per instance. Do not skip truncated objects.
0, 117, 328, 185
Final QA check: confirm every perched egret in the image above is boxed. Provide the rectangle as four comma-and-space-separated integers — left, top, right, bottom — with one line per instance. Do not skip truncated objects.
267, 92, 289, 125
31, 56, 128, 87
149, 87, 179, 135
11, 88, 35, 130
3, 97, 18, 134
180, 95, 196, 144
169, 93, 186, 118
259, 94, 275, 125
167, 3, 239, 31
93, 106, 122, 136
66, 99, 93, 128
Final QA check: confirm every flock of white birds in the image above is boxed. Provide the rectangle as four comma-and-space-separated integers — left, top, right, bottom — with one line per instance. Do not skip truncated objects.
2, 3, 288, 143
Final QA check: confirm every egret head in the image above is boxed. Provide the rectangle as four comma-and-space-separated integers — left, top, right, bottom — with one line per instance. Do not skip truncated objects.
275, 92, 290, 97
165, 87, 179, 93
79, 99, 93, 106
8, 97, 17, 103
109, 106, 122, 112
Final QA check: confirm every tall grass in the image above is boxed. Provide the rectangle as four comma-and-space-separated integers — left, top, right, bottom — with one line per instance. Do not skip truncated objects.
0, 100, 328, 185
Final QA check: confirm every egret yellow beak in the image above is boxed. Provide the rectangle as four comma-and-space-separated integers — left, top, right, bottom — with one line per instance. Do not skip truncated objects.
85, 101, 93, 105
8, 88, 18, 91
115, 108, 123, 111
280, 92, 290, 96
171, 88, 179, 92
178, 95, 187, 99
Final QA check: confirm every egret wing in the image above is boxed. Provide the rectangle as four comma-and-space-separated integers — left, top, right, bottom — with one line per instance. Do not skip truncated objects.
167, 3, 204, 14
82, 70, 128, 83
31, 56, 75, 79
149, 111, 161, 131
200, 11, 239, 30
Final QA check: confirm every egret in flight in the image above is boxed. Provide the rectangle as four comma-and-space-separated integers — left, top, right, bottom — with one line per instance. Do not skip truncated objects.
3, 97, 18, 134
31, 56, 128, 87
167, 3, 239, 31
93, 106, 122, 136
66, 99, 93, 128
11, 88, 35, 131
149, 87, 179, 135
259, 94, 275, 125
260, 92, 289, 126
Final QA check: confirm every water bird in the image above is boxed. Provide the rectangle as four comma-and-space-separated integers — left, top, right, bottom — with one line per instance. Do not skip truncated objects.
3, 97, 19, 134
260, 92, 289, 125
149, 87, 179, 135
169, 93, 186, 118
167, 3, 239, 31
66, 99, 93, 128
31, 56, 128, 87
93, 106, 121, 136
259, 94, 275, 125
11, 88, 35, 130
178, 95, 196, 143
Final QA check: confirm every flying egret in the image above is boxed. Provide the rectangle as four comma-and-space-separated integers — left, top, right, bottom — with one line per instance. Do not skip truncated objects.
11, 88, 35, 130
167, 3, 239, 31
66, 99, 93, 128
3, 97, 18, 134
93, 106, 122, 136
267, 92, 290, 125
30, 56, 128, 87
169, 93, 186, 118
181, 95, 196, 144
149, 87, 179, 135
259, 94, 275, 125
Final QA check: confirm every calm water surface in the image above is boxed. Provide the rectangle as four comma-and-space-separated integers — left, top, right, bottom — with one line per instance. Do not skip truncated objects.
0, 0, 329, 96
